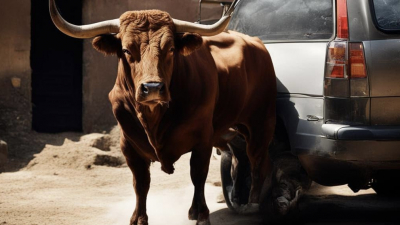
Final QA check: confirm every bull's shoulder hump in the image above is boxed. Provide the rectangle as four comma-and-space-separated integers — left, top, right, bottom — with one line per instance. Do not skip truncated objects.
203, 30, 265, 51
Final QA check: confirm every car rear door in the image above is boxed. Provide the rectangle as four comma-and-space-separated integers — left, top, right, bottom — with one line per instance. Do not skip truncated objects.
348, 0, 400, 126
228, 0, 335, 153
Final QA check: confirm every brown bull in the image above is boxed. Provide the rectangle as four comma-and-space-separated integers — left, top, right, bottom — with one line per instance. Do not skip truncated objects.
50, 0, 276, 224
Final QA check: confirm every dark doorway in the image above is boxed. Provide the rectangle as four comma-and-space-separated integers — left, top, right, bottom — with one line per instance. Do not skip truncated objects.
31, 0, 83, 132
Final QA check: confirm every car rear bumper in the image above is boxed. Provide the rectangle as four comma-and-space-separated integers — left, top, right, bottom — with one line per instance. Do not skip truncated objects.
320, 124, 400, 161
322, 124, 400, 141
297, 124, 400, 186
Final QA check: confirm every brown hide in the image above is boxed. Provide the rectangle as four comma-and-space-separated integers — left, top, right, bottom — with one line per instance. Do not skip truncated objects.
95, 10, 276, 225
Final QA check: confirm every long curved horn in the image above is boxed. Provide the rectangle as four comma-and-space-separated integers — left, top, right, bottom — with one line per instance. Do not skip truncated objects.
49, 0, 120, 39
173, 15, 231, 36
173, 0, 240, 36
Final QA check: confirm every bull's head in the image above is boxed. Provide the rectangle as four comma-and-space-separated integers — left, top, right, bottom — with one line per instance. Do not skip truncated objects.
49, 0, 235, 108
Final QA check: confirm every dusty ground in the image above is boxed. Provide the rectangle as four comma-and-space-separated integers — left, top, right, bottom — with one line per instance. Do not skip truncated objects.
1, 128, 400, 225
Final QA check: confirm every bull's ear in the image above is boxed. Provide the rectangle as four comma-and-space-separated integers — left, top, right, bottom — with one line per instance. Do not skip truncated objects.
175, 33, 203, 56
92, 34, 121, 56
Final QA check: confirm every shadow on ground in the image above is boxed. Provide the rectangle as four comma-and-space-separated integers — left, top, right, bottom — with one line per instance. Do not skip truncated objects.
0, 131, 82, 172
297, 193, 400, 225
210, 185, 400, 225
210, 208, 262, 225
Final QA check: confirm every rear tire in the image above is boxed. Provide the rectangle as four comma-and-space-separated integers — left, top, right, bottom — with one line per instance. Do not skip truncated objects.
220, 135, 251, 211
220, 150, 235, 210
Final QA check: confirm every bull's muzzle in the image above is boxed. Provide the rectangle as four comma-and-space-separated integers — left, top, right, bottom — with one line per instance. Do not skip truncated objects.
141, 82, 165, 95
139, 82, 168, 105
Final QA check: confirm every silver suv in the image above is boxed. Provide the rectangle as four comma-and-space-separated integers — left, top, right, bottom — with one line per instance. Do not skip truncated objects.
221, 0, 400, 204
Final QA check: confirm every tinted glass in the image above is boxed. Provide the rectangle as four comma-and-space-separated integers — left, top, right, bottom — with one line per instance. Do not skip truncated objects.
373, 0, 400, 30
228, 0, 334, 41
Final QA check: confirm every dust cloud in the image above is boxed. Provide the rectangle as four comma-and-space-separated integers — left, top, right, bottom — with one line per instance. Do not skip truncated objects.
105, 185, 219, 225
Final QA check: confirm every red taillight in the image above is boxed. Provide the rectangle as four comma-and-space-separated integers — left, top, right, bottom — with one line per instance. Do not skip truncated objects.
325, 42, 367, 79
326, 41, 347, 78
349, 43, 367, 78
330, 65, 346, 78
325, 0, 369, 123
337, 0, 349, 39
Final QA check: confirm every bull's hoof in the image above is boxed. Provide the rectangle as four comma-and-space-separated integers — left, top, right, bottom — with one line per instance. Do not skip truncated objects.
130, 215, 148, 225
137, 221, 148, 225
196, 218, 211, 225
188, 207, 199, 220
234, 203, 259, 214
130, 220, 148, 225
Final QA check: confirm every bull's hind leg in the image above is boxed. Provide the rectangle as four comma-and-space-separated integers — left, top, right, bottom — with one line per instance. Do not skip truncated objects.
228, 136, 251, 207
121, 137, 151, 225
242, 115, 275, 206
188, 145, 213, 225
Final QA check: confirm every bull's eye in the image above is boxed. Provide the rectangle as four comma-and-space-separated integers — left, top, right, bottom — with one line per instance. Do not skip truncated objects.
122, 49, 131, 55
169, 47, 175, 52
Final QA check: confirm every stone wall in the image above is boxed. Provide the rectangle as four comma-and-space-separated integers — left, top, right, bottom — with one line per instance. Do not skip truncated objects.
0, 0, 223, 134
0, 140, 8, 170
0, 1, 31, 134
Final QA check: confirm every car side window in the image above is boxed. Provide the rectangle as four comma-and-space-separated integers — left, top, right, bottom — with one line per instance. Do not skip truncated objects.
372, 0, 400, 31
228, 0, 334, 41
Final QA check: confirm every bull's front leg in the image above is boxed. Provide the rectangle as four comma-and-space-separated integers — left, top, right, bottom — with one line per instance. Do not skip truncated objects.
188, 145, 213, 225
122, 138, 151, 225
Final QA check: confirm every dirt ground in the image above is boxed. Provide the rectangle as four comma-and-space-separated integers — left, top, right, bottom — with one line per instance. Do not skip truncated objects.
1, 128, 400, 225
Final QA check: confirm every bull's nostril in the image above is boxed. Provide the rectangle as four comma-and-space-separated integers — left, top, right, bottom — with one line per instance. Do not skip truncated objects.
141, 84, 149, 94
142, 82, 165, 96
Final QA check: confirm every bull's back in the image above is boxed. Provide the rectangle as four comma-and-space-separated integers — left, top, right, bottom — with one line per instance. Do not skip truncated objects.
204, 31, 276, 127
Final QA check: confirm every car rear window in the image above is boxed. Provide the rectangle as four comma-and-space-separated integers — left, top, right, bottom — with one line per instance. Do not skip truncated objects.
228, 0, 334, 41
372, 0, 400, 31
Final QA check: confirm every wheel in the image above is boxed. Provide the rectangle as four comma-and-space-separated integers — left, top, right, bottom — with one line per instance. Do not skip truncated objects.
220, 135, 251, 210
220, 150, 235, 210
372, 171, 400, 196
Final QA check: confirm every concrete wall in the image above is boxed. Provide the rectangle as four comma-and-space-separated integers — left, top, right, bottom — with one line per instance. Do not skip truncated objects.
0, 0, 31, 134
0, 140, 7, 170
82, 0, 222, 132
